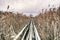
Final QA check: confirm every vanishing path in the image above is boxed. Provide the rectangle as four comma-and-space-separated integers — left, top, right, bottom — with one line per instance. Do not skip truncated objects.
13, 21, 41, 40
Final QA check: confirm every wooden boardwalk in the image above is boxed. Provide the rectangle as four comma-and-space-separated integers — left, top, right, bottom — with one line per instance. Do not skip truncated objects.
13, 21, 41, 40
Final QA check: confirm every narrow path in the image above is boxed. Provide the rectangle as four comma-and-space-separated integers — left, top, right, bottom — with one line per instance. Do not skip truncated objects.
13, 21, 41, 40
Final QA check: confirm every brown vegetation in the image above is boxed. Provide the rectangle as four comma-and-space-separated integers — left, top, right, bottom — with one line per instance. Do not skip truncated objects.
0, 6, 60, 40
0, 11, 29, 40
33, 6, 60, 40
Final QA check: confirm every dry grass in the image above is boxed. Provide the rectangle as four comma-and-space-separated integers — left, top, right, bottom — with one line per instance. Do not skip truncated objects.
33, 6, 60, 40
0, 11, 29, 40
0, 6, 60, 40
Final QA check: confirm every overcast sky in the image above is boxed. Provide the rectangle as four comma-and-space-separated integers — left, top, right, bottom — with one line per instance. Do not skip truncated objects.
0, 0, 60, 16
